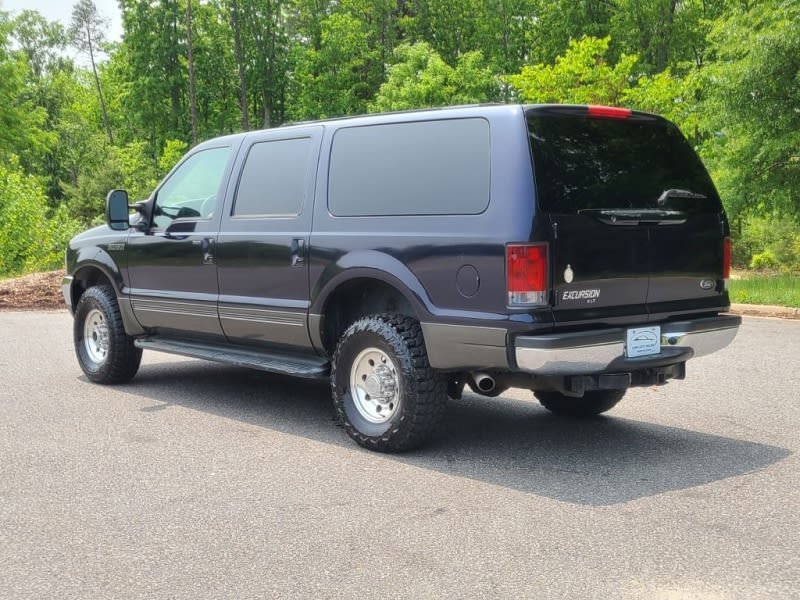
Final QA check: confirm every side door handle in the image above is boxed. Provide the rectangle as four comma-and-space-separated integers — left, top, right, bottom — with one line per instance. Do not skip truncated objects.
291, 238, 306, 266
199, 237, 215, 264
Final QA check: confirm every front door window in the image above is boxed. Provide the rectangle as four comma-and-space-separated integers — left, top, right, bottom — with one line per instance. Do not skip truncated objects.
153, 146, 231, 229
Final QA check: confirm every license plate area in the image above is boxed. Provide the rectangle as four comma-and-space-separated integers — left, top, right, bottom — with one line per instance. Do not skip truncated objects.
626, 326, 661, 358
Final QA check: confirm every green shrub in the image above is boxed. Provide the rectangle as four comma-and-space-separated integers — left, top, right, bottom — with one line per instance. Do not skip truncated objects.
0, 158, 81, 277
749, 250, 778, 270
732, 213, 800, 272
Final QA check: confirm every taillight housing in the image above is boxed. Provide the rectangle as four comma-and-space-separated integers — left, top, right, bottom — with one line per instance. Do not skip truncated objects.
507, 243, 548, 306
723, 237, 731, 288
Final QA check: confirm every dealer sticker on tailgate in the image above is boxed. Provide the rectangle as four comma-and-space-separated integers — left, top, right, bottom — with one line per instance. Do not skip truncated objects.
626, 326, 661, 358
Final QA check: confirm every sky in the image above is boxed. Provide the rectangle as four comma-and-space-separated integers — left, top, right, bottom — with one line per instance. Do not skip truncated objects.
2, 0, 123, 42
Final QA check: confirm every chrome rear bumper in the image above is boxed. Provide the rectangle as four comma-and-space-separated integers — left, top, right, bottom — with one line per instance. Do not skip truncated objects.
515, 314, 741, 375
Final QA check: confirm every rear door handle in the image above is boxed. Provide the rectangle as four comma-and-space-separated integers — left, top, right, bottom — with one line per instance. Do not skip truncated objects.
291, 238, 305, 266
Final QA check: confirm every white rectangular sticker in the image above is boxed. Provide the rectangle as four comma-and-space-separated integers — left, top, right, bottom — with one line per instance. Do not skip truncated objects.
626, 326, 661, 358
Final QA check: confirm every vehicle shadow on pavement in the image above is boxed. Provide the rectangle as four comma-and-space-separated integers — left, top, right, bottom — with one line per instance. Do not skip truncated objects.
123, 360, 791, 507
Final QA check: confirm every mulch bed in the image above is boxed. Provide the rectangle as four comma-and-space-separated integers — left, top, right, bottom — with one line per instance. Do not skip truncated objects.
0, 271, 66, 310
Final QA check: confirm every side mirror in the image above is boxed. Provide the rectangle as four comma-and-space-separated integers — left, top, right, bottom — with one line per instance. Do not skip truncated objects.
106, 189, 131, 231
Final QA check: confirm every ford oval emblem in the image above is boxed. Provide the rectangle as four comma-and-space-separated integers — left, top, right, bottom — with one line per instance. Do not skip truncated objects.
700, 279, 715, 290
564, 264, 574, 284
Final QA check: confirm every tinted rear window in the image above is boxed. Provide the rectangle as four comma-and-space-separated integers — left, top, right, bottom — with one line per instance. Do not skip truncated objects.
233, 137, 313, 217
328, 118, 490, 216
527, 114, 721, 214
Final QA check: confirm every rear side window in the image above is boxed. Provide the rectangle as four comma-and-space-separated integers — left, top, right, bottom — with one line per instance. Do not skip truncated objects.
233, 137, 313, 217
527, 114, 722, 215
328, 118, 490, 216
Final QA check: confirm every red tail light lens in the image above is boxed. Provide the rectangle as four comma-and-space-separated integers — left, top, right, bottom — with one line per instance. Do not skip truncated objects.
507, 243, 548, 306
587, 105, 632, 119
723, 237, 731, 282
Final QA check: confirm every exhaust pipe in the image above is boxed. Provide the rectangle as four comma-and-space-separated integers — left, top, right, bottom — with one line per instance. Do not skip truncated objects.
471, 372, 496, 394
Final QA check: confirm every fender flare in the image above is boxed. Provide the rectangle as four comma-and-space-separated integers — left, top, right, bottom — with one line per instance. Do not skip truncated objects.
70, 247, 145, 336
71, 247, 124, 296
309, 250, 435, 320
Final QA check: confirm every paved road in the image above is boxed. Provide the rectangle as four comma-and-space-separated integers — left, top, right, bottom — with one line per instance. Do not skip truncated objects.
1, 311, 798, 599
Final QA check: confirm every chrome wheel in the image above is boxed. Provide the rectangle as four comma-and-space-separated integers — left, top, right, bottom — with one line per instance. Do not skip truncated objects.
83, 308, 109, 365
349, 347, 400, 424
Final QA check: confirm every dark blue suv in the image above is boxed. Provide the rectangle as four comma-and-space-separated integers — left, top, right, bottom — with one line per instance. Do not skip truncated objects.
63, 104, 741, 452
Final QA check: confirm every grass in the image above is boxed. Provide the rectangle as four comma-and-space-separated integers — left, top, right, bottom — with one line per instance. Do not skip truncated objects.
729, 272, 800, 308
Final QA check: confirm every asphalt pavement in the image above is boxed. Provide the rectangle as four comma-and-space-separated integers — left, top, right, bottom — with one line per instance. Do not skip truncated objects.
1, 311, 798, 599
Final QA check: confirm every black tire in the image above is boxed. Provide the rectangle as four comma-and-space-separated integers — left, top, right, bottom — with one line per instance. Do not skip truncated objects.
331, 315, 448, 452
534, 389, 626, 417
74, 285, 142, 384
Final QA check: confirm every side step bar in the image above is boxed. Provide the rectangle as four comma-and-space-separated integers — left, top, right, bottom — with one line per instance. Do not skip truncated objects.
134, 338, 330, 379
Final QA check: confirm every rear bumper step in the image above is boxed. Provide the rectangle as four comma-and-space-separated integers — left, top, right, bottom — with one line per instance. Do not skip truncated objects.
135, 338, 330, 379
514, 314, 741, 375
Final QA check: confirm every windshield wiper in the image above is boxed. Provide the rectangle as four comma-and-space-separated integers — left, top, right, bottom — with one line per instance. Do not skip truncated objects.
578, 208, 687, 226
656, 188, 707, 206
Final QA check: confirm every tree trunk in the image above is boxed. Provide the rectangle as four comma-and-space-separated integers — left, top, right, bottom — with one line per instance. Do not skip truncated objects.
230, 0, 250, 130
186, 0, 199, 145
86, 25, 114, 145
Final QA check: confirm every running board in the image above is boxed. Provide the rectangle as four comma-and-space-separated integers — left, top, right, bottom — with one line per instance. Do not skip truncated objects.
134, 338, 330, 379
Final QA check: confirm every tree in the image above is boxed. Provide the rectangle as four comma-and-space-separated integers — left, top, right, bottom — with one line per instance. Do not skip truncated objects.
291, 12, 380, 119
228, 0, 250, 129
701, 0, 800, 223
0, 12, 53, 167
185, 0, 198, 144
526, 0, 614, 64
0, 158, 79, 276
69, 0, 114, 145
370, 42, 496, 111
505, 36, 694, 133
506, 36, 640, 106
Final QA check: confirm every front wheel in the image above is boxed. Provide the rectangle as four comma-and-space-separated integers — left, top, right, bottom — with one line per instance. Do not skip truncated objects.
74, 286, 142, 384
331, 315, 448, 452
534, 389, 626, 417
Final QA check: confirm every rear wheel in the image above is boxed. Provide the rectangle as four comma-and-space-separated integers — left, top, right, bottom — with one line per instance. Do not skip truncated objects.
331, 315, 447, 452
74, 286, 142, 384
534, 389, 626, 417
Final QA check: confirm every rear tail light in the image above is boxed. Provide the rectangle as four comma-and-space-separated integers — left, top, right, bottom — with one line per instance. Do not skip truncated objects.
587, 105, 632, 119
723, 237, 731, 288
507, 243, 548, 306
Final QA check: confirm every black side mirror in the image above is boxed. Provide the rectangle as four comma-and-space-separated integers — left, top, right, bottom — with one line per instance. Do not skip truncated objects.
106, 189, 131, 231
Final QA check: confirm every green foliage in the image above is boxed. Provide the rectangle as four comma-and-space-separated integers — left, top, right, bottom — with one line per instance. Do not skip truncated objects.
370, 42, 496, 112
527, 0, 614, 65
749, 251, 778, 271
0, 13, 55, 169
290, 12, 380, 120
0, 159, 80, 276
702, 0, 800, 224
507, 37, 639, 105
729, 274, 800, 308
159, 139, 189, 174
65, 138, 188, 223
732, 214, 800, 273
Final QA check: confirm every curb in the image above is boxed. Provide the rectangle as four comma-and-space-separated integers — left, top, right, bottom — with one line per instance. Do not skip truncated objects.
729, 303, 800, 320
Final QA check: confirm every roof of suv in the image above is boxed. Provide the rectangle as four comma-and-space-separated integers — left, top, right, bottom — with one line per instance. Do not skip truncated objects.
194, 103, 667, 152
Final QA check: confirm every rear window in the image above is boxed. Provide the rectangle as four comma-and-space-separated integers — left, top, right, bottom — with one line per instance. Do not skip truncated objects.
328, 118, 490, 216
527, 113, 722, 214
233, 137, 313, 217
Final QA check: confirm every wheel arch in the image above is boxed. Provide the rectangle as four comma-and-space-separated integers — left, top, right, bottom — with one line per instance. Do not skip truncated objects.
70, 263, 119, 310
310, 253, 435, 356
69, 250, 145, 336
